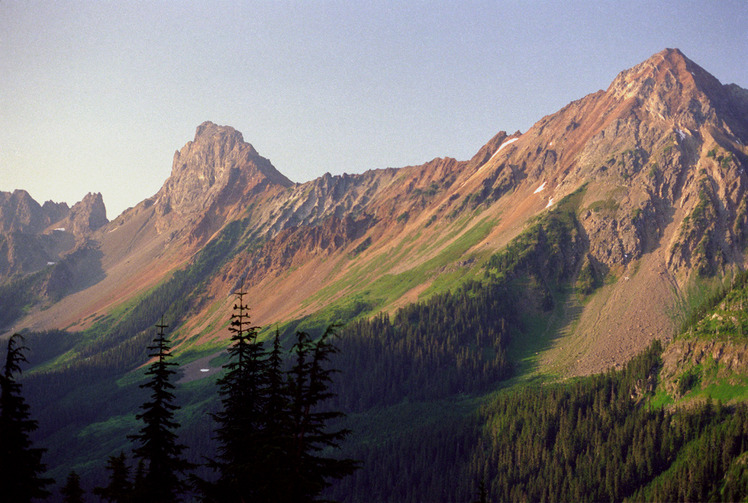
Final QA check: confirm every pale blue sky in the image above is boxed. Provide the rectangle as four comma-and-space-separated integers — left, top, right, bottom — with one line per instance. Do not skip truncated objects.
2, 1, 747, 219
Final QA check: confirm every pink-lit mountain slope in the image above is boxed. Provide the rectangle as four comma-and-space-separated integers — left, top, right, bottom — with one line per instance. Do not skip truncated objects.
5, 48, 748, 376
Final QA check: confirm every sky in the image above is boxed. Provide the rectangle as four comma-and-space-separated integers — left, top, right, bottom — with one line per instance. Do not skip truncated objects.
2, 1, 747, 219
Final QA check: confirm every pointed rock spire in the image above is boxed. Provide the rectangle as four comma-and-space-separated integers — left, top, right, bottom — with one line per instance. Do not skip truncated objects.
156, 122, 292, 217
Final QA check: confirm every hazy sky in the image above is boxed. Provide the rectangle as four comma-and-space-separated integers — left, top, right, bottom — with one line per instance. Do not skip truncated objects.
2, 1, 747, 219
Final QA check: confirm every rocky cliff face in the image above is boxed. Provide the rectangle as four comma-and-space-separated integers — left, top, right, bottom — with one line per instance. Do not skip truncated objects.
0, 190, 62, 234
157, 121, 291, 216
151, 121, 293, 242
464, 49, 748, 280
60, 192, 108, 235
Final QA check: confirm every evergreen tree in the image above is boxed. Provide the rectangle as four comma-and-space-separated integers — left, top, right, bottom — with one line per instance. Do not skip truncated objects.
61, 471, 85, 503
0, 333, 53, 501
262, 328, 293, 501
287, 327, 359, 501
203, 294, 358, 502
128, 320, 192, 502
209, 290, 268, 501
93, 452, 133, 503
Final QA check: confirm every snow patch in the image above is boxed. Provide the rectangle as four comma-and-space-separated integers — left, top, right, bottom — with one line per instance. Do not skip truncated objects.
47, 261, 56, 266
676, 129, 687, 140
533, 182, 546, 194
546, 198, 555, 208
200, 368, 210, 373
489, 137, 519, 161
54, 227, 66, 232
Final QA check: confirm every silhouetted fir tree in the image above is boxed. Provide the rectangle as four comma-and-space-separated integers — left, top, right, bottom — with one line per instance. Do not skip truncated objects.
94, 452, 133, 503
262, 327, 293, 501
0, 333, 53, 501
132, 459, 146, 502
128, 320, 193, 502
287, 327, 359, 501
208, 289, 268, 501
61, 471, 85, 503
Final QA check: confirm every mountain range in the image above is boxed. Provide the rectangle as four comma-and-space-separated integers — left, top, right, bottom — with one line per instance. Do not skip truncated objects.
4, 48, 747, 374
2, 48, 748, 500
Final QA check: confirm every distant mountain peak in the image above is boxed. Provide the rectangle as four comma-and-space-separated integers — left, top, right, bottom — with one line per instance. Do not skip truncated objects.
63, 192, 108, 234
605, 48, 728, 124
193, 121, 255, 154
155, 122, 292, 218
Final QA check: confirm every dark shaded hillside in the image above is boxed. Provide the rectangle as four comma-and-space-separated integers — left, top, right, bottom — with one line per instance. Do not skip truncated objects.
16, 182, 748, 502
327, 345, 748, 502
13, 188, 592, 495
333, 280, 513, 412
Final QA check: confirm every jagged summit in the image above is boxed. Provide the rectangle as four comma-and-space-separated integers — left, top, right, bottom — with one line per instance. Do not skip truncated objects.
609, 48, 721, 96
192, 120, 254, 155
62, 192, 108, 235
155, 121, 292, 218
605, 48, 746, 138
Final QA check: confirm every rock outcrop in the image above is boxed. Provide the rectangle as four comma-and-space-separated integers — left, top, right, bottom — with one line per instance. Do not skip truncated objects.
0, 190, 108, 282
150, 121, 293, 242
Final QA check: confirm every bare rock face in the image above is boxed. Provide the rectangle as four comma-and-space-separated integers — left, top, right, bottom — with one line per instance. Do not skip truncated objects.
150, 121, 294, 243
62, 192, 108, 235
0, 190, 49, 234
41, 200, 71, 226
0, 190, 108, 282
487, 48, 748, 276
156, 121, 292, 218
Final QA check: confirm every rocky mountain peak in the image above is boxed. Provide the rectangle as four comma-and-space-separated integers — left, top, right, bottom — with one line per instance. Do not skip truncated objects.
606, 48, 729, 129
62, 192, 108, 235
193, 120, 253, 154
41, 200, 71, 224
155, 122, 292, 217
0, 190, 47, 234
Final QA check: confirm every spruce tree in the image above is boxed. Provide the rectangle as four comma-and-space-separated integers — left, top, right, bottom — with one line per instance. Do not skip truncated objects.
128, 320, 192, 502
287, 326, 359, 501
262, 327, 293, 501
0, 333, 53, 501
209, 290, 268, 501
93, 452, 132, 503
204, 294, 358, 502
61, 471, 85, 503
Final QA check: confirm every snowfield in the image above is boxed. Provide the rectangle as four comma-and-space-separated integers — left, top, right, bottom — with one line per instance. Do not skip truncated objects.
489, 137, 519, 161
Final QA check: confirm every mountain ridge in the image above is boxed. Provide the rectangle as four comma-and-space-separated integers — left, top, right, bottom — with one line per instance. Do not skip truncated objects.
4, 48, 748, 378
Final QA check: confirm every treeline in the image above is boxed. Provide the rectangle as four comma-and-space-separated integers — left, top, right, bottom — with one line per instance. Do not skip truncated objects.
332, 279, 513, 412
681, 268, 748, 338
485, 199, 585, 286
631, 402, 748, 501
328, 199, 591, 415
472, 341, 674, 502
471, 343, 748, 502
